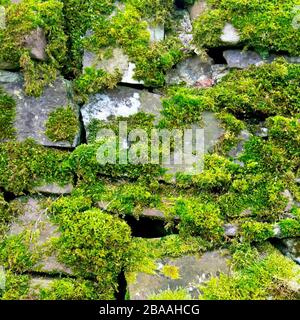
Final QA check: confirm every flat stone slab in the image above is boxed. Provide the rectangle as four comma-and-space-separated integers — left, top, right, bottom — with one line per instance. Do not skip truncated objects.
223, 50, 263, 69
8, 197, 72, 275
0, 73, 81, 148
127, 250, 231, 300
81, 86, 162, 139
33, 183, 73, 195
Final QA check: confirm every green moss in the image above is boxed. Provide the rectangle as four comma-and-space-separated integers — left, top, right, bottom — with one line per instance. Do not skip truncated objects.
0, 271, 30, 300
0, 0, 67, 96
193, 0, 300, 56
0, 139, 73, 195
240, 220, 274, 242
38, 278, 109, 300
278, 217, 300, 238
0, 87, 16, 140
150, 288, 192, 300
199, 244, 299, 300
53, 208, 132, 295
45, 105, 78, 144
161, 265, 180, 280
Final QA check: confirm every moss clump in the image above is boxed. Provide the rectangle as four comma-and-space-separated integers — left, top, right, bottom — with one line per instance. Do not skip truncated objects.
161, 265, 180, 280
0, 0, 67, 96
38, 278, 107, 300
0, 271, 30, 300
0, 139, 72, 195
200, 244, 299, 300
52, 207, 132, 297
45, 105, 78, 144
150, 288, 192, 300
0, 87, 16, 140
193, 0, 300, 56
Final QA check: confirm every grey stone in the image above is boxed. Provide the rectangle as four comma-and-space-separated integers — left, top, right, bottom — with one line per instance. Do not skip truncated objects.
255, 126, 269, 138
0, 74, 81, 148
127, 250, 231, 300
220, 23, 240, 44
282, 189, 295, 213
224, 224, 238, 237
0, 5, 5, 30
166, 55, 213, 86
33, 183, 73, 195
203, 111, 225, 153
188, 0, 208, 21
211, 64, 229, 83
81, 86, 162, 139
228, 130, 251, 158
223, 50, 263, 69
0, 70, 22, 83
9, 198, 72, 275
176, 10, 193, 51
280, 238, 300, 265
23, 27, 47, 61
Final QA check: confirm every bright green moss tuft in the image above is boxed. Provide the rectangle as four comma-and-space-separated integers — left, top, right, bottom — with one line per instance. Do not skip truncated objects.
193, 0, 300, 56
45, 105, 78, 144
0, 139, 73, 195
0, 87, 16, 140
150, 288, 192, 300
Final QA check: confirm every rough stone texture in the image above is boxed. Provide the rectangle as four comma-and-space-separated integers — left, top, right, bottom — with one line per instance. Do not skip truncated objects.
279, 238, 300, 265
220, 23, 240, 44
0, 70, 22, 83
188, 0, 208, 21
175, 10, 193, 51
211, 64, 229, 83
281, 189, 295, 213
224, 224, 239, 237
9, 198, 72, 275
228, 130, 252, 159
203, 111, 225, 153
81, 86, 162, 138
127, 250, 231, 300
23, 27, 48, 61
82, 46, 144, 85
166, 55, 213, 86
0, 5, 5, 30
0, 74, 81, 148
33, 183, 73, 195
223, 50, 264, 69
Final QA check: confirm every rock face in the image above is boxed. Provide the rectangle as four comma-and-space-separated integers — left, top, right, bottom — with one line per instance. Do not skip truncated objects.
127, 251, 231, 300
224, 50, 263, 69
81, 86, 162, 138
220, 23, 240, 44
33, 183, 74, 195
0, 73, 81, 148
278, 238, 300, 265
0, 5, 5, 30
9, 198, 72, 275
23, 27, 48, 61
176, 10, 193, 51
166, 55, 213, 86
188, 0, 208, 21
228, 130, 252, 159
203, 111, 225, 153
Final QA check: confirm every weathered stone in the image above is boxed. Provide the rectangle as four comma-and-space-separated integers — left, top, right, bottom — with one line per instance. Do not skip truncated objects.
81, 86, 162, 139
203, 111, 225, 153
9, 198, 72, 275
223, 50, 263, 69
211, 64, 229, 83
255, 126, 269, 138
188, 0, 208, 21
176, 10, 193, 51
33, 183, 73, 195
0, 5, 5, 30
220, 23, 240, 44
0, 70, 22, 83
281, 189, 295, 213
141, 208, 166, 220
0, 74, 81, 148
166, 55, 213, 86
228, 130, 251, 159
127, 251, 231, 300
224, 224, 239, 237
23, 27, 48, 61
82, 47, 143, 85
279, 238, 300, 265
